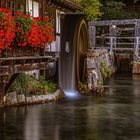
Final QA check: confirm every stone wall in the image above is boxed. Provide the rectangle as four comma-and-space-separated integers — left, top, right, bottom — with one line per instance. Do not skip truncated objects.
86, 49, 114, 93
132, 61, 140, 74
1, 89, 64, 107
132, 55, 140, 74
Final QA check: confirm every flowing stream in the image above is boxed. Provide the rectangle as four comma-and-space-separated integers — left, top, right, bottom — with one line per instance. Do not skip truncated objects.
0, 73, 140, 140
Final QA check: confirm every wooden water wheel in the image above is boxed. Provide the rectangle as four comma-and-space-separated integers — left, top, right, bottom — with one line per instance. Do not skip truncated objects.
60, 15, 88, 89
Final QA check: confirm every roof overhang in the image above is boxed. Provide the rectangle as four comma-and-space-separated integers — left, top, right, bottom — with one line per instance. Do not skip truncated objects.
46, 0, 83, 11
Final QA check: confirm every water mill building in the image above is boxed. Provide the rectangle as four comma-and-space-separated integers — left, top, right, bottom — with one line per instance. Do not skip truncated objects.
0, 0, 89, 100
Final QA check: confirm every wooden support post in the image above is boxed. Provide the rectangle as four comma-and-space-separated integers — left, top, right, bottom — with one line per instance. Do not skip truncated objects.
109, 37, 113, 55
135, 37, 139, 57
134, 23, 140, 56
39, 0, 44, 17
88, 25, 96, 48
109, 24, 117, 55
0, 75, 7, 102
0, 83, 4, 103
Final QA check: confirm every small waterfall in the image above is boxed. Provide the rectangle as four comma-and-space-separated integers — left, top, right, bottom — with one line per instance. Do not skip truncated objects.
59, 41, 79, 97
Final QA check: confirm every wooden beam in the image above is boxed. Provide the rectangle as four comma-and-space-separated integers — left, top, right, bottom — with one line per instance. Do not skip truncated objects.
0, 56, 52, 61
89, 19, 140, 26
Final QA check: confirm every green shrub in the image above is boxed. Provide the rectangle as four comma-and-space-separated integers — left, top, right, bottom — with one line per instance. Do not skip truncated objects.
38, 76, 57, 94
100, 61, 111, 79
8, 73, 31, 95
7, 74, 58, 95
75, 0, 102, 21
8, 73, 44, 95
78, 81, 89, 93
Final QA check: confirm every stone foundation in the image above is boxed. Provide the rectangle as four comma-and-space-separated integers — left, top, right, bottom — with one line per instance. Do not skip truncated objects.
1, 89, 64, 107
132, 61, 140, 74
86, 49, 114, 94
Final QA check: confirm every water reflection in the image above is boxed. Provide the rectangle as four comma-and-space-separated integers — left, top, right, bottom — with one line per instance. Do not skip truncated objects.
0, 74, 140, 140
24, 106, 40, 140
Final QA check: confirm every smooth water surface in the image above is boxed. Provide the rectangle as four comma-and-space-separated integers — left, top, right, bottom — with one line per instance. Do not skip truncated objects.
0, 74, 140, 140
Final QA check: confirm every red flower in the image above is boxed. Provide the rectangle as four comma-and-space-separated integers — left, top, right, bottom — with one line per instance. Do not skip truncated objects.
15, 11, 21, 16
0, 8, 16, 52
0, 8, 55, 53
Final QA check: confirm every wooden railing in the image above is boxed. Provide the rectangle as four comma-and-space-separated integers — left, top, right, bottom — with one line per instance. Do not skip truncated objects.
95, 36, 140, 56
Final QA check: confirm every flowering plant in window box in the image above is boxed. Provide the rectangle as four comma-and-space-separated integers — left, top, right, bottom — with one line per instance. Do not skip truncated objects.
0, 8, 55, 57
14, 11, 55, 49
0, 8, 16, 54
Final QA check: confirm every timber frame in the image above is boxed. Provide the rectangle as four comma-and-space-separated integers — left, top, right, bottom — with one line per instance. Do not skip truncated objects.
0, 0, 82, 15
45, 0, 83, 12
0, 0, 83, 97
89, 19, 140, 26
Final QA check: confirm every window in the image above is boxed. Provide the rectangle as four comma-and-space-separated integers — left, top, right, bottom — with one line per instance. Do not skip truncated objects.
0, 0, 24, 15
26, 0, 39, 17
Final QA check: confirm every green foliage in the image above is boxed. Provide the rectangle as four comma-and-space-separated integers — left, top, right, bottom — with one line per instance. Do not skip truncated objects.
8, 73, 27, 95
75, 0, 138, 20
8, 74, 57, 95
101, 0, 138, 19
29, 80, 44, 95
97, 79, 103, 86
78, 81, 89, 93
38, 76, 57, 94
8, 73, 42, 95
75, 0, 102, 21
100, 61, 111, 79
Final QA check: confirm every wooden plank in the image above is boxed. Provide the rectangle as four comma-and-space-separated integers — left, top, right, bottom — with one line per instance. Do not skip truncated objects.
0, 56, 52, 61
89, 19, 140, 26
96, 36, 136, 39
93, 47, 138, 51
113, 48, 134, 51
106, 43, 135, 45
